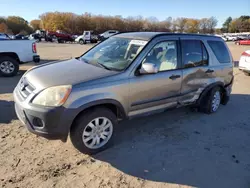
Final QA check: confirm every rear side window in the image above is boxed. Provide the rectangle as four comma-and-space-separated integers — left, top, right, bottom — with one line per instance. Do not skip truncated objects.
207, 41, 231, 64
181, 40, 208, 68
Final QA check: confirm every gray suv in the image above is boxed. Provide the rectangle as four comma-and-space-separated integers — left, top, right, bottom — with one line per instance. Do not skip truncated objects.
14, 32, 234, 154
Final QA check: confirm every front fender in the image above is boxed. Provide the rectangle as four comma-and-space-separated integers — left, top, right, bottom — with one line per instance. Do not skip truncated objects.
68, 93, 127, 119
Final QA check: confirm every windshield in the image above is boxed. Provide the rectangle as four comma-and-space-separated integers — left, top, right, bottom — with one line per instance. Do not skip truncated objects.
80, 37, 147, 71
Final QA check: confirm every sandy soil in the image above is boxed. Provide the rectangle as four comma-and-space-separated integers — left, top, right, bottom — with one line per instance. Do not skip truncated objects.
0, 42, 250, 188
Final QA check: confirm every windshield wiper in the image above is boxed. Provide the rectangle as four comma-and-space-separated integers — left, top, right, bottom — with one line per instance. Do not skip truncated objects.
81, 58, 119, 71
95, 62, 112, 70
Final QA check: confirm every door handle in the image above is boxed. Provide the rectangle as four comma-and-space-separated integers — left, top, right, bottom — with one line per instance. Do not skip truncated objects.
205, 69, 214, 73
169, 75, 181, 80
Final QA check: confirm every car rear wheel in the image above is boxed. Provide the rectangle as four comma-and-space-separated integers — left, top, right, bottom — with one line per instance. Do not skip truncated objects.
70, 107, 117, 154
0, 56, 19, 77
199, 87, 222, 114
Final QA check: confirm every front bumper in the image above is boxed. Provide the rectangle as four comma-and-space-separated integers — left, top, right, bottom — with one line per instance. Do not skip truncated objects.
13, 88, 75, 141
33, 55, 40, 63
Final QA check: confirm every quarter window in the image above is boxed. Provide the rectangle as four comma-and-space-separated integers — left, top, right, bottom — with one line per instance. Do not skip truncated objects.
207, 41, 231, 64
142, 41, 178, 72
181, 40, 208, 68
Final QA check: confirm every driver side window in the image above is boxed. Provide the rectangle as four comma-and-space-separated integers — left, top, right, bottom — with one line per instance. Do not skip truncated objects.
142, 41, 178, 72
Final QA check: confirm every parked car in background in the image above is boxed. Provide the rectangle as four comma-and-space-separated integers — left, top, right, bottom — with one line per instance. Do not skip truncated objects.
47, 30, 74, 43
0, 33, 10, 40
99, 30, 119, 41
0, 40, 40, 76
235, 39, 250, 45
29, 33, 42, 42
15, 34, 29, 40
221, 36, 227, 41
72, 35, 79, 40
237, 35, 249, 40
14, 32, 234, 154
226, 35, 237, 41
239, 50, 250, 76
75, 31, 98, 45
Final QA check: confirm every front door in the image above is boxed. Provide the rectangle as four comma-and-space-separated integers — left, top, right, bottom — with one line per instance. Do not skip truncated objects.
128, 39, 182, 117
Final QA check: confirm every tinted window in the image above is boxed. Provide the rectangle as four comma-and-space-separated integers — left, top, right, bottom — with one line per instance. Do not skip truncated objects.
207, 41, 231, 64
143, 41, 178, 71
182, 40, 208, 68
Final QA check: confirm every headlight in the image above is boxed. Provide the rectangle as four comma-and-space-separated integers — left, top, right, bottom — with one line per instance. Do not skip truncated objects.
32, 85, 72, 106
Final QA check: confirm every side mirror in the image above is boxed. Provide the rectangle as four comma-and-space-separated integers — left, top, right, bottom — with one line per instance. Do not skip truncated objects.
139, 63, 158, 75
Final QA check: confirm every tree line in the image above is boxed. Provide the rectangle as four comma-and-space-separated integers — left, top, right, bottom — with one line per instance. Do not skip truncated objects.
222, 16, 250, 33
0, 12, 249, 35
0, 16, 33, 35
37, 12, 219, 34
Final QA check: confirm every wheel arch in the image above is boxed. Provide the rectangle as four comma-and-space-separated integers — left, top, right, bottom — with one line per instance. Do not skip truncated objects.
196, 81, 227, 106
70, 99, 127, 131
0, 52, 20, 63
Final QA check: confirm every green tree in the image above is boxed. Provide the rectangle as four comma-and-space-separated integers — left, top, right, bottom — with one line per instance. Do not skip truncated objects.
222, 17, 232, 32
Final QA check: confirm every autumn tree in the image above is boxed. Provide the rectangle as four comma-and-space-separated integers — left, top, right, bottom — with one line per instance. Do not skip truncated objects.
30, 19, 41, 30
0, 22, 9, 33
6, 16, 32, 34
186, 19, 200, 33
173, 18, 187, 33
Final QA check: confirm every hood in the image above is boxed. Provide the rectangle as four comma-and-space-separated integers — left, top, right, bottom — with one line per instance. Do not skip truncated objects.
25, 58, 118, 90
76, 35, 83, 40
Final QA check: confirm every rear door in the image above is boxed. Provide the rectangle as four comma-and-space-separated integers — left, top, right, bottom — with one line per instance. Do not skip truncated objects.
207, 40, 233, 84
128, 37, 182, 117
178, 38, 212, 104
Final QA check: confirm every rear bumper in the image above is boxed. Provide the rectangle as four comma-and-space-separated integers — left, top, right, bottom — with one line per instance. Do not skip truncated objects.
239, 68, 250, 73
33, 55, 40, 63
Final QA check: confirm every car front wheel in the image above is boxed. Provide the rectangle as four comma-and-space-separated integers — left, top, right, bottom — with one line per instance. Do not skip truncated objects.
79, 40, 84, 45
70, 107, 117, 154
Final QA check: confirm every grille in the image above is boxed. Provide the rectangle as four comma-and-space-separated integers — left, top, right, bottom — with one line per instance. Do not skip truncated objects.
18, 77, 35, 99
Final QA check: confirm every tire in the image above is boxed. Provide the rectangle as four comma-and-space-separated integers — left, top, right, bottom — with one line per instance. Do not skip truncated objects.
70, 107, 117, 154
199, 87, 222, 114
79, 39, 84, 45
0, 56, 19, 77
244, 72, 250, 76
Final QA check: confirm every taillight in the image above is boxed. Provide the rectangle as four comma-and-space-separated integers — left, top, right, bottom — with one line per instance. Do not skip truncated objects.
32, 43, 37, 53
242, 51, 250, 57
242, 51, 250, 63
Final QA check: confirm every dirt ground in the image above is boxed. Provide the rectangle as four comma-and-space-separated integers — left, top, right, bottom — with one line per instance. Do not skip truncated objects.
0, 42, 250, 188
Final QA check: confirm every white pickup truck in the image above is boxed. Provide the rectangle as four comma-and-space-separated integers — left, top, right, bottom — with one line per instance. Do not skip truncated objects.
75, 31, 98, 45
0, 39, 40, 77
